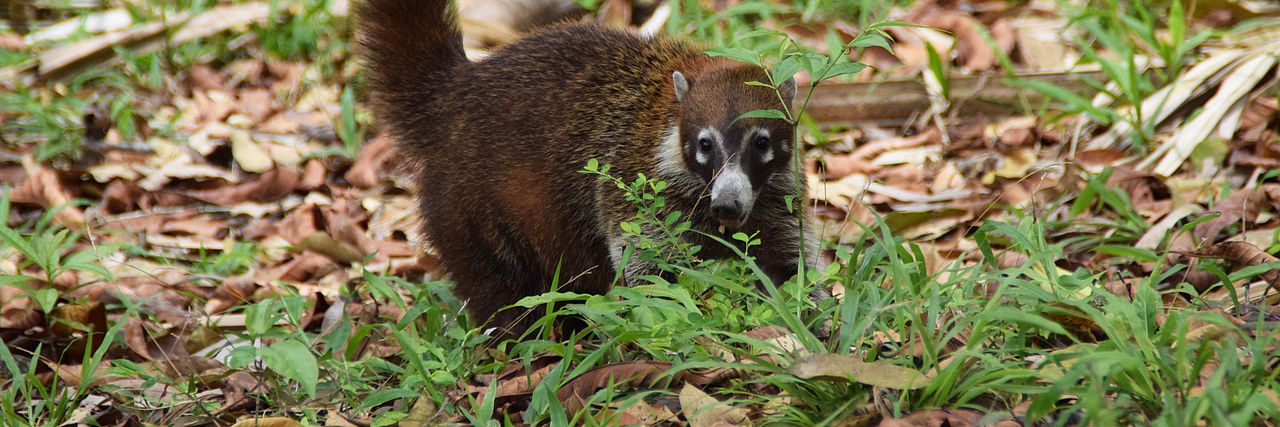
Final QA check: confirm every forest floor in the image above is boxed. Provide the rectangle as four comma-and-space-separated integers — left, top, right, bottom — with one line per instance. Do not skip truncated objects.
2, 0, 1280, 426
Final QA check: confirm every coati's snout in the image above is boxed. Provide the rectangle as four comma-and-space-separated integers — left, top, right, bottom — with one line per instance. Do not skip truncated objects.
709, 161, 752, 229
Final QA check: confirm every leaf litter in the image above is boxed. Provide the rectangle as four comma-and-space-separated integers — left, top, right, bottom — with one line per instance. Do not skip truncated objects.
2, 0, 1280, 425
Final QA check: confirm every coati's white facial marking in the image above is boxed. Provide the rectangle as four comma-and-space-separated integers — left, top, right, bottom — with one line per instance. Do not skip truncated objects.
695, 127, 721, 165
657, 124, 683, 177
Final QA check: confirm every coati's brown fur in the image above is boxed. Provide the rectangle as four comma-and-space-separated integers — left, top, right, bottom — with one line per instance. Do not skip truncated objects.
359, 0, 814, 336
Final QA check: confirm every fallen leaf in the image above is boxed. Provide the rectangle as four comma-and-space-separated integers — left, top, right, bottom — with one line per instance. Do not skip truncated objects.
230, 417, 302, 427
880, 408, 1019, 427
679, 383, 751, 427
1195, 184, 1280, 242
344, 135, 395, 188
788, 353, 928, 389
297, 232, 365, 264
556, 361, 676, 415
230, 130, 274, 173
10, 157, 85, 226
1195, 241, 1280, 293
186, 166, 300, 205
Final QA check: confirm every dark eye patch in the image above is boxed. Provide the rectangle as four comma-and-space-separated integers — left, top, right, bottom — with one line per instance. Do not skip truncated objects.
753, 134, 769, 150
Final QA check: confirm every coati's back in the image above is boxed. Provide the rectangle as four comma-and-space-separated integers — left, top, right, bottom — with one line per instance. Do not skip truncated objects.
360, 0, 808, 337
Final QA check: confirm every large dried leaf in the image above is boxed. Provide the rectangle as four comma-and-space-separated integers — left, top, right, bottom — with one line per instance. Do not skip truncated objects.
679, 383, 751, 427
788, 353, 929, 389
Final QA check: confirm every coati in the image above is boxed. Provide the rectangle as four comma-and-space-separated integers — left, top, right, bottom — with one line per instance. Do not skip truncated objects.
359, 0, 814, 336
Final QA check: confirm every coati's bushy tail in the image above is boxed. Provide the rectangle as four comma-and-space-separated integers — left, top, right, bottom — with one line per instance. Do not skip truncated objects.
357, 0, 466, 145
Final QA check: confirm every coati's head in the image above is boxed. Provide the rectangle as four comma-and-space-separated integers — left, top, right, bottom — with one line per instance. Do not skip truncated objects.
665, 64, 797, 231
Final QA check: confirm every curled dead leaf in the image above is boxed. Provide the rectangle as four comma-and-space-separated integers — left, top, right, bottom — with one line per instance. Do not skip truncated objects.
788, 353, 928, 390
230, 417, 302, 427
344, 135, 395, 188
679, 383, 751, 427
1195, 184, 1280, 243
1194, 241, 1280, 293
298, 232, 365, 264
11, 157, 85, 226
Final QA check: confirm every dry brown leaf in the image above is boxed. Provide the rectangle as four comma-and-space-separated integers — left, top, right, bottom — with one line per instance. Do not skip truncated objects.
344, 135, 396, 188
186, 166, 301, 205
196, 90, 235, 124
556, 361, 676, 415
679, 383, 751, 427
879, 408, 1019, 427
1195, 184, 1280, 242
299, 159, 327, 190
1195, 241, 1280, 293
1075, 148, 1128, 169
270, 251, 338, 282
189, 64, 224, 91
11, 158, 85, 226
123, 318, 191, 361
919, 12, 997, 71
236, 88, 280, 123
298, 232, 365, 264
321, 198, 384, 262
230, 130, 274, 173
230, 417, 302, 427
1105, 168, 1172, 220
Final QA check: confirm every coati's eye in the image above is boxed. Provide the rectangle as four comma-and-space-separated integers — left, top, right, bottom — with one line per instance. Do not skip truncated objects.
698, 137, 713, 153
754, 135, 770, 150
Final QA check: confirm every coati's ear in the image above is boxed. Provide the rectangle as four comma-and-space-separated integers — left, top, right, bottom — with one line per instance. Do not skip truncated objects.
779, 76, 797, 106
672, 71, 690, 103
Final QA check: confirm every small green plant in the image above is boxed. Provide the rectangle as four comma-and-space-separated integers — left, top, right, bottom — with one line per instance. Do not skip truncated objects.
0, 192, 114, 314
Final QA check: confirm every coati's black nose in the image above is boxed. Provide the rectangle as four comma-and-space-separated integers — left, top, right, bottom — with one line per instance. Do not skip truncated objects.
710, 199, 743, 222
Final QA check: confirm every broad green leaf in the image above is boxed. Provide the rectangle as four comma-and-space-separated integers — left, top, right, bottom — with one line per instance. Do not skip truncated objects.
771, 56, 803, 86
261, 339, 319, 398
733, 109, 787, 123
704, 47, 760, 66
848, 33, 892, 54
823, 61, 867, 80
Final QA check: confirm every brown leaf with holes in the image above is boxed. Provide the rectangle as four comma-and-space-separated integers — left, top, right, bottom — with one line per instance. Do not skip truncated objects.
1195, 184, 1280, 243
1195, 241, 1280, 293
